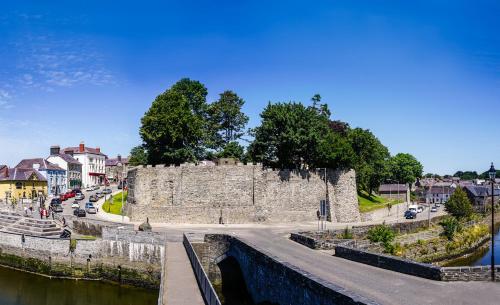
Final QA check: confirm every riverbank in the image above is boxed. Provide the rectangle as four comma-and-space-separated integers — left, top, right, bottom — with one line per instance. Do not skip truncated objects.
0, 224, 165, 290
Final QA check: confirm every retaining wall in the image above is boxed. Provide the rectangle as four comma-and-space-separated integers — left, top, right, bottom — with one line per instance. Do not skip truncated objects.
0, 229, 164, 288
335, 245, 442, 280
335, 245, 500, 282
440, 265, 500, 281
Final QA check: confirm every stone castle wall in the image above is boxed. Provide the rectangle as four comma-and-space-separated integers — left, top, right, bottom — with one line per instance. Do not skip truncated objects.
126, 164, 360, 224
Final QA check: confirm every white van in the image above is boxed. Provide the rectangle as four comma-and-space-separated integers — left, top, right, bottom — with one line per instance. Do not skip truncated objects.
408, 205, 419, 213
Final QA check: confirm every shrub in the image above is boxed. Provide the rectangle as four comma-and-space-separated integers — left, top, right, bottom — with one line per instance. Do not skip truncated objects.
439, 216, 462, 240
340, 226, 353, 239
367, 224, 395, 244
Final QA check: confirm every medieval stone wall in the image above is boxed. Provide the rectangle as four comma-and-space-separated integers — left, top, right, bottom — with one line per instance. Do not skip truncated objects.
126, 164, 360, 224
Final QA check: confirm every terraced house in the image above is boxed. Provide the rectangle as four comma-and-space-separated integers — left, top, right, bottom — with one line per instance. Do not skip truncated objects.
15, 158, 66, 196
0, 165, 48, 202
47, 145, 82, 189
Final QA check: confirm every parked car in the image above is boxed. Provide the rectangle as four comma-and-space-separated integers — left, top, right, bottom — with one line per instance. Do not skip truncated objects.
73, 208, 86, 217
71, 201, 80, 209
85, 202, 97, 214
89, 195, 98, 202
96, 191, 104, 198
103, 188, 112, 195
93, 185, 101, 191
431, 206, 438, 213
50, 198, 62, 206
85, 186, 94, 192
404, 210, 417, 219
75, 193, 85, 200
52, 204, 63, 213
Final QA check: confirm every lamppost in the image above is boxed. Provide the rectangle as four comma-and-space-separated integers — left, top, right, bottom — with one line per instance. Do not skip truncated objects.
488, 162, 496, 282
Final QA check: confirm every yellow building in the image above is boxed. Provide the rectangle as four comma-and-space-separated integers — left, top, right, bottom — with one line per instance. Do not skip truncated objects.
0, 166, 48, 202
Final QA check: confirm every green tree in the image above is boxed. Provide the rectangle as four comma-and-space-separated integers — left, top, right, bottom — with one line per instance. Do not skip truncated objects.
249, 101, 331, 168
217, 141, 245, 160
389, 153, 423, 188
139, 79, 208, 165
207, 90, 249, 149
128, 146, 148, 166
348, 128, 391, 195
445, 187, 474, 219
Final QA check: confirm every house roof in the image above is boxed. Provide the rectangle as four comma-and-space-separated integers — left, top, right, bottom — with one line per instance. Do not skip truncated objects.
63, 146, 106, 157
49, 154, 82, 165
106, 157, 129, 167
464, 185, 500, 197
378, 184, 408, 192
15, 158, 64, 171
427, 186, 456, 194
0, 168, 47, 182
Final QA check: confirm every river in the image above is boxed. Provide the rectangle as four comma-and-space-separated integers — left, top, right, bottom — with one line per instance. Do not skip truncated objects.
0, 266, 158, 305
445, 228, 500, 267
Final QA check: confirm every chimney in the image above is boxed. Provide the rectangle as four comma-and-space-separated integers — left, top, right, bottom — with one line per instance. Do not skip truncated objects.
96, 147, 101, 153
118, 154, 122, 162
79, 142, 85, 152
50, 145, 60, 155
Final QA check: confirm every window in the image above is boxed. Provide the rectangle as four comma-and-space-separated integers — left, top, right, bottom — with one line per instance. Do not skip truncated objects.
15, 182, 22, 189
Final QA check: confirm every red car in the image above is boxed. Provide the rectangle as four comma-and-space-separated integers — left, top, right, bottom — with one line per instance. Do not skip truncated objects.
66, 191, 75, 198
59, 193, 68, 201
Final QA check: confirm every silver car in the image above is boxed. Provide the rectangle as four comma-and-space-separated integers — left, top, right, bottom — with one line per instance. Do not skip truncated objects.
85, 203, 97, 214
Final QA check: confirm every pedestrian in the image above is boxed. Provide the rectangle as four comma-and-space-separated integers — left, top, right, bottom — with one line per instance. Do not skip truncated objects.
23, 206, 28, 216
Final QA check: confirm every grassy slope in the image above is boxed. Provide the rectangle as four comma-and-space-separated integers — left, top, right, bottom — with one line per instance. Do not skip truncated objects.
358, 190, 400, 213
102, 191, 127, 215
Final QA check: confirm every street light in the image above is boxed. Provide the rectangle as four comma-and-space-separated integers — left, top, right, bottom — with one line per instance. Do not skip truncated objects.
488, 162, 496, 282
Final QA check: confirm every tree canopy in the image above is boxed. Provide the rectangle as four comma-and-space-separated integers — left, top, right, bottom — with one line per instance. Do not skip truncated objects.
348, 128, 390, 195
248, 101, 332, 169
135, 78, 424, 197
128, 146, 148, 166
389, 153, 423, 187
445, 187, 474, 219
207, 90, 249, 150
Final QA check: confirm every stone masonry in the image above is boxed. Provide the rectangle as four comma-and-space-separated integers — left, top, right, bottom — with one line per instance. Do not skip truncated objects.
126, 164, 360, 224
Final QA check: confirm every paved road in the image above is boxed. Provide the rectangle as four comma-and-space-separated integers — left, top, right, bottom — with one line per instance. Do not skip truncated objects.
59, 186, 118, 219
153, 225, 500, 305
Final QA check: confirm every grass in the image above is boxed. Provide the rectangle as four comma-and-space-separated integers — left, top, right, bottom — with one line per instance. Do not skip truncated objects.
358, 190, 401, 213
102, 191, 127, 215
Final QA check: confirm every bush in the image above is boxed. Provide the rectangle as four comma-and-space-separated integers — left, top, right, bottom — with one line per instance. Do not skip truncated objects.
340, 226, 353, 239
367, 224, 395, 244
439, 216, 462, 240
445, 187, 473, 219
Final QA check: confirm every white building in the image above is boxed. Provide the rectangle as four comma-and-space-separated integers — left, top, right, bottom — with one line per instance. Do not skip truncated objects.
62, 142, 107, 188
47, 146, 83, 189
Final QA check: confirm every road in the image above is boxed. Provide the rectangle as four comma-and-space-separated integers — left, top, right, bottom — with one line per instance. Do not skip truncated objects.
59, 185, 119, 219
152, 223, 500, 305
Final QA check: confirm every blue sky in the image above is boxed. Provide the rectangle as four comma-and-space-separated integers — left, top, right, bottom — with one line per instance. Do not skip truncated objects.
0, 1, 499, 174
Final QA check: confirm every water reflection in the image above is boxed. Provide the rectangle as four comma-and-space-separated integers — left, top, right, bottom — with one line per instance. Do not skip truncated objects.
0, 266, 158, 305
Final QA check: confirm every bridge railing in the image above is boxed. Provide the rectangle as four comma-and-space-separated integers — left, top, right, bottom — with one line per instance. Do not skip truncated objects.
183, 233, 221, 305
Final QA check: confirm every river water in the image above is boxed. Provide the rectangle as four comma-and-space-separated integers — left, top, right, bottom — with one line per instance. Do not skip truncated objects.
0, 266, 158, 305
445, 228, 500, 267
